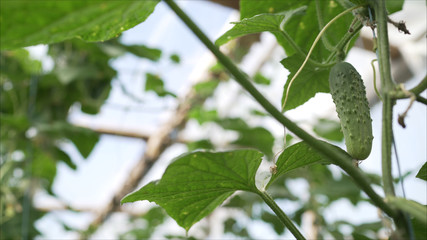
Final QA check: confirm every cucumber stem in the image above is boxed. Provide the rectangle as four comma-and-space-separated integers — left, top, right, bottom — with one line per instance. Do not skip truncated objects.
372, 0, 396, 198
258, 190, 306, 240
373, 0, 412, 238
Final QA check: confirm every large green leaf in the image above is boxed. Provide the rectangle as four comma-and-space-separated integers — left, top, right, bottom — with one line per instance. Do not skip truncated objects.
121, 150, 263, 231
386, 197, 427, 225
281, 55, 331, 111
284, 1, 355, 61
416, 162, 427, 181
268, 141, 328, 187
1, 0, 159, 50
267, 141, 349, 188
239, 0, 309, 19
215, 6, 307, 46
386, 0, 405, 14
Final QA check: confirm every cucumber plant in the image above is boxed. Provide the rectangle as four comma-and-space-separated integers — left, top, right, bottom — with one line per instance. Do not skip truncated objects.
1, 0, 426, 239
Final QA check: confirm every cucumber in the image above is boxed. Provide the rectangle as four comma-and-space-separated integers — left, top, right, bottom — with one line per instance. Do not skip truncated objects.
329, 62, 373, 160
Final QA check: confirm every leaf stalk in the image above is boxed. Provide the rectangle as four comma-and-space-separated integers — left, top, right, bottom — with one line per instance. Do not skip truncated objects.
258, 190, 306, 240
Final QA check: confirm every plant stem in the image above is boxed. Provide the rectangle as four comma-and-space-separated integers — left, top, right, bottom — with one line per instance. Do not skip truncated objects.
373, 0, 412, 237
258, 190, 306, 240
389, 75, 426, 104
164, 0, 397, 219
410, 74, 427, 96
372, 0, 396, 198
382, 96, 395, 196
415, 96, 427, 105
325, 20, 362, 63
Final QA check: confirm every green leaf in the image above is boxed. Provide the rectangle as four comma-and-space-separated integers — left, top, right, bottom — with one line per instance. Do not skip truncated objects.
352, 221, 383, 234
1, 1, 159, 50
232, 127, 275, 158
215, 6, 307, 46
224, 218, 250, 238
313, 118, 344, 142
250, 109, 268, 116
54, 147, 76, 170
193, 80, 219, 98
412, 217, 427, 240
239, 1, 356, 62
386, 197, 427, 225
240, 0, 309, 19
145, 73, 176, 97
261, 211, 285, 234
268, 141, 348, 188
44, 123, 100, 159
2, 49, 42, 73
351, 232, 373, 240
312, 173, 363, 205
32, 150, 57, 189
253, 72, 271, 85
349, 0, 369, 6
386, 0, 404, 14
43, 39, 116, 115
217, 118, 248, 130
119, 207, 167, 240
0, 114, 30, 131
170, 54, 181, 64
416, 162, 427, 181
188, 107, 218, 125
124, 44, 162, 62
284, 1, 356, 60
121, 150, 263, 231
217, 118, 275, 157
281, 55, 331, 111
186, 139, 214, 151
97, 39, 162, 61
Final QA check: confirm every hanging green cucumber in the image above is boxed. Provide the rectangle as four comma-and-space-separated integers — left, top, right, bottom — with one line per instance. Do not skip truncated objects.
329, 62, 373, 160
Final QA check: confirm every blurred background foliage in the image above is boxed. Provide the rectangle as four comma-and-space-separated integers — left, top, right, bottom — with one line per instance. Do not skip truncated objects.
0, 38, 164, 239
